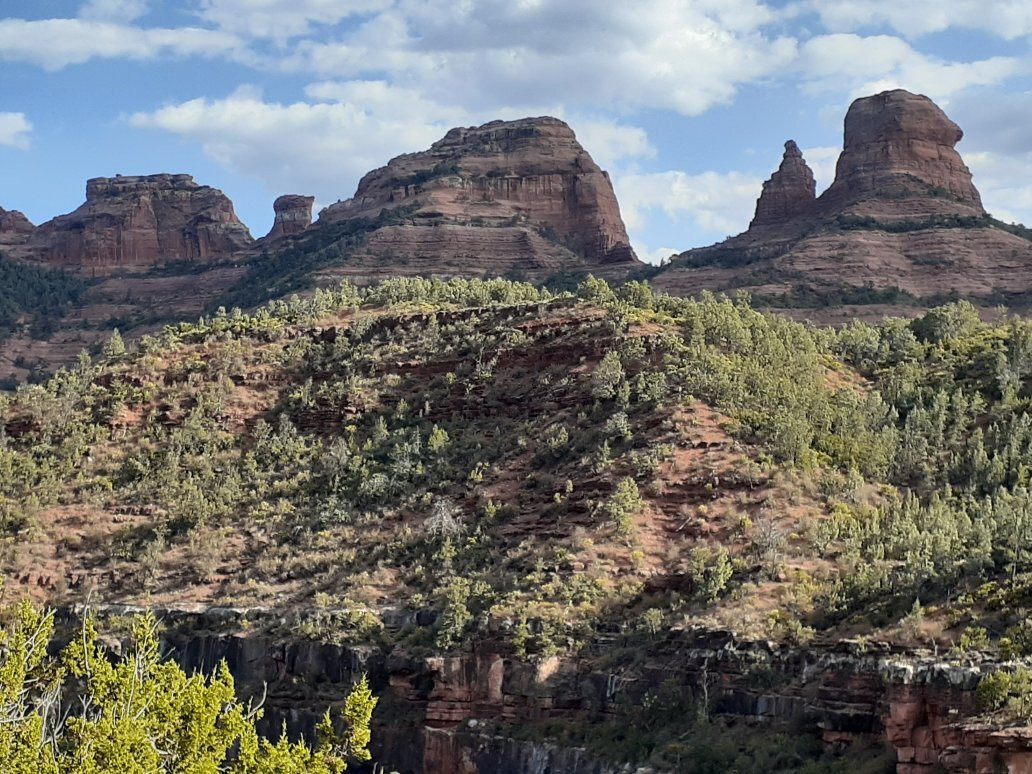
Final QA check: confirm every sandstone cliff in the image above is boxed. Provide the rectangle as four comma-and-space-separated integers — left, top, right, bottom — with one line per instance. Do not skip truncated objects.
0, 206, 34, 252
297, 116, 640, 280
0, 117, 643, 381
0, 206, 34, 237
654, 89, 1032, 319
263, 194, 314, 242
124, 606, 1032, 774
818, 89, 983, 218
25, 174, 253, 272
749, 140, 816, 228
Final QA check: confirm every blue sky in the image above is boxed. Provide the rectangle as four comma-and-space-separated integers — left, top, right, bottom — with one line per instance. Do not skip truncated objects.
2, 1, 1032, 263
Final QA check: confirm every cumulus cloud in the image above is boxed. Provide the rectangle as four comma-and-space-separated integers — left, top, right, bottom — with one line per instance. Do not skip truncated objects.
804, 0, 1032, 40
0, 113, 32, 150
128, 85, 470, 203
635, 243, 682, 266
798, 34, 1021, 102
963, 151, 1032, 227
129, 74, 657, 207
949, 91, 1032, 156
570, 120, 655, 170
0, 18, 239, 70
802, 145, 841, 193
285, 1, 798, 116
616, 170, 763, 238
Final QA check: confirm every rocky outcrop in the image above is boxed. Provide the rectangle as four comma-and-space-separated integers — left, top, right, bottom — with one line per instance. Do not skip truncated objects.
309, 117, 640, 278
0, 116, 642, 382
263, 194, 314, 241
750, 140, 816, 228
654, 89, 1032, 319
62, 605, 1031, 774
0, 206, 34, 254
818, 89, 983, 217
0, 206, 34, 238
26, 174, 253, 272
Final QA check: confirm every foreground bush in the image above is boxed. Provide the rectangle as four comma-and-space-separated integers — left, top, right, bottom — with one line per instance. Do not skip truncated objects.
0, 601, 377, 773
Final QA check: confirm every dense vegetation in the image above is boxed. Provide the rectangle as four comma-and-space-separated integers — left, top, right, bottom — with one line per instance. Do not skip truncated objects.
6, 278, 1032, 652
11, 275, 1032, 767
0, 253, 88, 341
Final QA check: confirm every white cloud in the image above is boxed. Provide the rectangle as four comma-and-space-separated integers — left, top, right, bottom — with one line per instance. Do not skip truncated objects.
78, 0, 150, 22
0, 113, 32, 150
302, 79, 469, 126
129, 72, 657, 207
798, 34, 1021, 102
635, 243, 682, 265
948, 91, 1032, 156
0, 18, 240, 70
128, 85, 468, 205
615, 170, 762, 238
801, 145, 840, 193
965, 151, 1032, 226
569, 120, 655, 170
196, 0, 392, 41
805, 0, 1032, 40
285, 1, 798, 116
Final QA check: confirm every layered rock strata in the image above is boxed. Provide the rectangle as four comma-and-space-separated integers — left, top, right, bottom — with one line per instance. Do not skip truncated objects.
818, 89, 983, 217
750, 140, 816, 228
309, 116, 640, 277
654, 89, 1032, 318
263, 194, 314, 241
0, 116, 643, 381
26, 174, 253, 271
0, 206, 34, 238
68, 605, 1031, 774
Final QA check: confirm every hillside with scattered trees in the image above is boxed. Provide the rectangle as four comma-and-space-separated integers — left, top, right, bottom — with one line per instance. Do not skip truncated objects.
2, 276, 1032, 657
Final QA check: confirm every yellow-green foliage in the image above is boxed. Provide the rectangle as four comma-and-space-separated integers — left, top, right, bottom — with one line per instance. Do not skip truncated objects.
0, 601, 377, 773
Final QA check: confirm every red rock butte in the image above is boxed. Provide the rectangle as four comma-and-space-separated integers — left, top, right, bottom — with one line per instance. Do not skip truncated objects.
749, 140, 816, 228
817, 89, 984, 218
263, 194, 315, 242
306, 116, 640, 280
653, 88, 1032, 318
16, 174, 254, 272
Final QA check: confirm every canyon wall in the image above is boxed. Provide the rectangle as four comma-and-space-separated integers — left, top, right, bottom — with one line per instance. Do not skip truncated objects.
82, 606, 1032, 774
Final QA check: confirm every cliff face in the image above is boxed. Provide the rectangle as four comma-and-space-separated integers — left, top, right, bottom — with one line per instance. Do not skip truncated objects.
141, 610, 1032, 774
0, 206, 34, 237
309, 117, 640, 278
818, 89, 984, 217
26, 174, 253, 271
654, 89, 1032, 319
263, 194, 314, 242
750, 140, 816, 228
